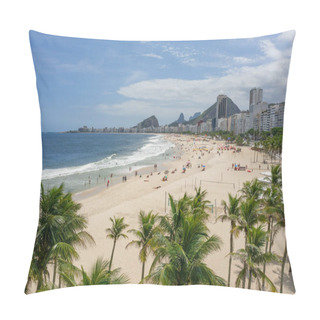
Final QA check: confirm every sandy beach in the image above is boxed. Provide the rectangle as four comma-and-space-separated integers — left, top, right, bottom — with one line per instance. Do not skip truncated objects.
71, 134, 294, 293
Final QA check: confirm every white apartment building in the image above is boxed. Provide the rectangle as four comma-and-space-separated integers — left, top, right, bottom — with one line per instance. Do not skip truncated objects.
250, 101, 268, 129
258, 103, 285, 132
261, 108, 270, 132
270, 104, 285, 129
216, 117, 228, 131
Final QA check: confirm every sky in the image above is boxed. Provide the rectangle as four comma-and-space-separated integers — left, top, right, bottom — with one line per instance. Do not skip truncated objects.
29, 30, 295, 132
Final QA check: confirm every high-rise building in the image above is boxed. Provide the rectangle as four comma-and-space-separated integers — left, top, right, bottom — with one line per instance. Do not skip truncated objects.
258, 103, 285, 132
249, 101, 268, 129
249, 88, 263, 106
270, 103, 285, 129
216, 94, 228, 119
261, 108, 270, 132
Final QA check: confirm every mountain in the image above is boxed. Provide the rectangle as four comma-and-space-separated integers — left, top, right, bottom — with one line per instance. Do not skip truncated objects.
189, 112, 201, 121
137, 115, 159, 128
185, 96, 240, 125
169, 113, 186, 127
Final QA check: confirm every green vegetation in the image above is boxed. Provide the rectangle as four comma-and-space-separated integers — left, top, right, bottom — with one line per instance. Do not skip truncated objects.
27, 167, 291, 293
218, 194, 241, 286
217, 164, 290, 292
60, 257, 129, 286
126, 211, 159, 282
25, 184, 128, 293
106, 217, 129, 271
144, 188, 225, 286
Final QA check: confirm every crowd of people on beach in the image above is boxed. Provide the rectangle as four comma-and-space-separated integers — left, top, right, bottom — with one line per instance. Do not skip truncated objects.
83, 139, 247, 191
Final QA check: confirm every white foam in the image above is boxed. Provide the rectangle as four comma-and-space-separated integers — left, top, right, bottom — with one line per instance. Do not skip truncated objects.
42, 136, 173, 180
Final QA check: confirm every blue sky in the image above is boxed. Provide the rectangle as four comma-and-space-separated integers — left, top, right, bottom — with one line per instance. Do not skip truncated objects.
30, 30, 295, 132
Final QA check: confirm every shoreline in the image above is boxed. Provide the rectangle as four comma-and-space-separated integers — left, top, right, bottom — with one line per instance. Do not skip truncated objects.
72, 134, 181, 201
33, 134, 291, 294
42, 133, 176, 195
67, 134, 292, 293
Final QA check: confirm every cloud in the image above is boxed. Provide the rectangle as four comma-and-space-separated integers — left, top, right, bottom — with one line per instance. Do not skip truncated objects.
98, 34, 294, 125
161, 43, 199, 65
276, 30, 296, 43
259, 39, 283, 60
233, 56, 255, 64
124, 70, 148, 84
117, 56, 291, 110
142, 53, 163, 59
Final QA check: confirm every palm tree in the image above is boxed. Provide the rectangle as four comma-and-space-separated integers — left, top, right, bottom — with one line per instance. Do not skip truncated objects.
51, 192, 95, 289
232, 226, 279, 292
147, 212, 225, 286
26, 183, 94, 292
259, 164, 283, 290
126, 211, 159, 282
217, 193, 241, 286
260, 186, 279, 290
32, 183, 65, 291
106, 217, 128, 272
241, 179, 264, 202
190, 188, 211, 220
234, 197, 259, 288
265, 188, 289, 293
266, 164, 282, 187
60, 257, 129, 286
163, 192, 191, 242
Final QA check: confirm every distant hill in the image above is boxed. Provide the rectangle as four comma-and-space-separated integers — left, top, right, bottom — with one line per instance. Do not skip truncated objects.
185, 97, 240, 125
169, 113, 186, 127
136, 115, 159, 128
189, 112, 201, 121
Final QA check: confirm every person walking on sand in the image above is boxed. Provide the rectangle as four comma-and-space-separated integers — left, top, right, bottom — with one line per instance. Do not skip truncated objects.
107, 180, 110, 188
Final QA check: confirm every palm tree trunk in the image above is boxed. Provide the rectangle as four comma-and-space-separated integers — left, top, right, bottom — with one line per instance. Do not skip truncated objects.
280, 243, 287, 293
36, 277, 43, 292
109, 239, 117, 272
268, 217, 273, 253
228, 227, 233, 287
141, 262, 145, 283
242, 233, 247, 289
52, 258, 57, 289
262, 217, 271, 290
248, 269, 252, 289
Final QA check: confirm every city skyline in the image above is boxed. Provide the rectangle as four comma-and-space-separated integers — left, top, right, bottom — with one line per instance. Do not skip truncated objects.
30, 30, 295, 132
72, 89, 285, 137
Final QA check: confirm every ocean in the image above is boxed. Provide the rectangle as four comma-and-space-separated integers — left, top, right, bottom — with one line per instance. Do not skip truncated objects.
41, 133, 175, 193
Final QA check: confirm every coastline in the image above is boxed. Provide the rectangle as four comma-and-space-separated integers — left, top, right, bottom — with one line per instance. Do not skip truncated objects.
68, 134, 293, 293
71, 133, 180, 201
41, 133, 175, 194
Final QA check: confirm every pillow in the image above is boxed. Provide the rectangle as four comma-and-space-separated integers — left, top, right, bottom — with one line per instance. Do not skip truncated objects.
26, 30, 295, 294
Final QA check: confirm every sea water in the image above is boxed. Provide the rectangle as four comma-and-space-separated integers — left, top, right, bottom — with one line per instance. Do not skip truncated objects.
41, 133, 175, 193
